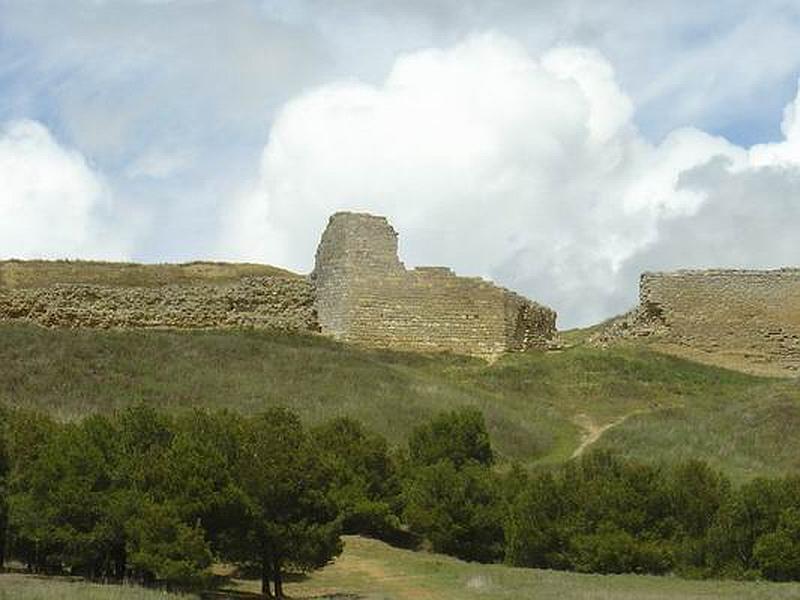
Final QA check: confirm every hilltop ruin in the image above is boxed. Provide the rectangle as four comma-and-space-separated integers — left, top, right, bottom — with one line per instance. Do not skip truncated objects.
311, 212, 557, 357
0, 212, 557, 359
597, 269, 800, 374
4, 211, 798, 372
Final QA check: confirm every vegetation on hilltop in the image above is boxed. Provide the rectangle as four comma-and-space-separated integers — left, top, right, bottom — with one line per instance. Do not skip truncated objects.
0, 260, 300, 289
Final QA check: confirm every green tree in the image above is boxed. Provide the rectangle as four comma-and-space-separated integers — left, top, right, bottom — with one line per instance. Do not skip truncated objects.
115, 405, 175, 495
126, 501, 212, 589
408, 408, 493, 468
232, 408, 342, 599
6, 416, 123, 576
313, 417, 402, 539
114, 406, 227, 588
159, 410, 246, 553
667, 460, 728, 539
404, 460, 504, 562
706, 476, 800, 576
754, 508, 800, 581
505, 472, 568, 569
569, 526, 671, 574
665, 460, 729, 571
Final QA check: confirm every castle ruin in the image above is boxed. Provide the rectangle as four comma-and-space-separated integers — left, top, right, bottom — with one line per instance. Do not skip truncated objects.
311, 212, 557, 357
0, 212, 557, 359
600, 269, 800, 374
5, 210, 797, 372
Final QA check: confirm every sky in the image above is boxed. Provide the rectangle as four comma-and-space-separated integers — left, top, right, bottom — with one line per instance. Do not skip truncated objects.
1, 0, 799, 327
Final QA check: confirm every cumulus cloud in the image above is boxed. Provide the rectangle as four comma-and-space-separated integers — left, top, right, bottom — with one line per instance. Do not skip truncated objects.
0, 120, 128, 259
223, 34, 800, 328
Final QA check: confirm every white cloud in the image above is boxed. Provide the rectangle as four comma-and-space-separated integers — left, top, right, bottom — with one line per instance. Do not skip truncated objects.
0, 120, 128, 259
223, 34, 800, 328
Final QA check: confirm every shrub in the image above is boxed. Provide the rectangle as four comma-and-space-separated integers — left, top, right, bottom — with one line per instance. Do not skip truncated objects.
408, 408, 493, 468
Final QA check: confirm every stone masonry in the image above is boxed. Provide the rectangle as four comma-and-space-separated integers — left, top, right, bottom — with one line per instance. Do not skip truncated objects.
599, 269, 800, 373
0, 277, 318, 332
311, 212, 557, 358
0, 213, 556, 358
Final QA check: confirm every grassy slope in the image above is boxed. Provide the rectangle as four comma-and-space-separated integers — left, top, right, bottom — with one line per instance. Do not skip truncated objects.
0, 574, 193, 600
2, 324, 799, 480
6, 537, 800, 600
273, 536, 800, 600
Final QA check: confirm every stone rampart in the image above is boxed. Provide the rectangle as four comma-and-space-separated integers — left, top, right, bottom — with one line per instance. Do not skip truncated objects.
602, 269, 800, 373
311, 212, 556, 357
0, 276, 318, 332
0, 213, 556, 357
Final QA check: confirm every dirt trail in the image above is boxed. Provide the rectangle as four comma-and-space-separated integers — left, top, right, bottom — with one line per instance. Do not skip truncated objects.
571, 410, 646, 458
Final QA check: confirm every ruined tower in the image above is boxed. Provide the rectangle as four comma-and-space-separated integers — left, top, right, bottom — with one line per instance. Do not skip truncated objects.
311, 211, 557, 358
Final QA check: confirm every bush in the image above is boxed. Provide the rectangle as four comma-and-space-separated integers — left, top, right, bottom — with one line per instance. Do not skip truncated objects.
754, 508, 800, 581
126, 502, 213, 589
408, 408, 493, 468
569, 527, 672, 574
313, 417, 403, 539
404, 460, 503, 562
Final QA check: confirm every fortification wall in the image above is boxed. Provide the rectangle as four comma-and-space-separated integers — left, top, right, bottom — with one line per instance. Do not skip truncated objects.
0, 213, 556, 356
311, 212, 556, 357
608, 269, 800, 373
0, 276, 318, 332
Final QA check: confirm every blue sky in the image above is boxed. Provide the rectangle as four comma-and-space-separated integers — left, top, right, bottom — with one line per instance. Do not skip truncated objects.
1, 0, 800, 326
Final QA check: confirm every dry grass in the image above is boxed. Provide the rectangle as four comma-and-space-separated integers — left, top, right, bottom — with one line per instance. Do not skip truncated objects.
647, 340, 796, 378
0, 260, 300, 289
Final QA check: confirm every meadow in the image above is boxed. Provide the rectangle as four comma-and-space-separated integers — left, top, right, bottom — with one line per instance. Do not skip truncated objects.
6, 536, 800, 600
1, 323, 798, 480
0, 573, 193, 600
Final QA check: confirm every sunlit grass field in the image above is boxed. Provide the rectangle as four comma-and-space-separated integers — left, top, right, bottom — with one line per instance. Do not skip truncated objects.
6, 537, 800, 600
2, 323, 799, 480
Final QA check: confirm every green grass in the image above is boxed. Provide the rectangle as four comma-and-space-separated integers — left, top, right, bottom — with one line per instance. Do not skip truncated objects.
7, 537, 800, 600
2, 323, 799, 480
0, 574, 195, 600
235, 535, 800, 599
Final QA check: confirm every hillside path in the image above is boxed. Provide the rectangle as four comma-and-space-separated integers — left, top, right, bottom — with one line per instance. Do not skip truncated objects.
571, 410, 646, 458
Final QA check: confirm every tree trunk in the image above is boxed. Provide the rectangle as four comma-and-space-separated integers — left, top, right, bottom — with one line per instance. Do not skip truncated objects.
113, 543, 127, 581
273, 555, 284, 599
261, 552, 273, 598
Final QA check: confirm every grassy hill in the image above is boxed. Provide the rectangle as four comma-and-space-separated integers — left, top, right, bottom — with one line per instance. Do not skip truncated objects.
0, 574, 189, 600
2, 323, 799, 480
6, 536, 800, 599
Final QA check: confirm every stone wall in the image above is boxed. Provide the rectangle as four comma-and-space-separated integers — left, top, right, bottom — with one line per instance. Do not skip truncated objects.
601, 269, 800, 373
0, 213, 556, 357
0, 276, 318, 332
311, 212, 556, 357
